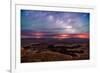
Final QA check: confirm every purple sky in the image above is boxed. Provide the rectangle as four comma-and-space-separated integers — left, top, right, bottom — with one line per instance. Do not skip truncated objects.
21, 10, 89, 38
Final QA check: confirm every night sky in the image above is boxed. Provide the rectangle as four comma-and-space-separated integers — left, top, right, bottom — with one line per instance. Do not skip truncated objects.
21, 10, 89, 39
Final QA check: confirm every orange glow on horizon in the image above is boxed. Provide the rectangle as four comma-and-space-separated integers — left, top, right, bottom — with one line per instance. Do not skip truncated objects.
32, 32, 44, 38
53, 34, 89, 40
32, 32, 44, 35
53, 34, 70, 40
31, 32, 89, 39
75, 34, 89, 38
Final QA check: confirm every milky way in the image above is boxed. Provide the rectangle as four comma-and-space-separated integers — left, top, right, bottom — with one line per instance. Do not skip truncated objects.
21, 10, 89, 38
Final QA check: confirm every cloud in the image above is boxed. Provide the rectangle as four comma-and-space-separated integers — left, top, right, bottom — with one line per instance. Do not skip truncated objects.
47, 15, 54, 21
21, 10, 89, 35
